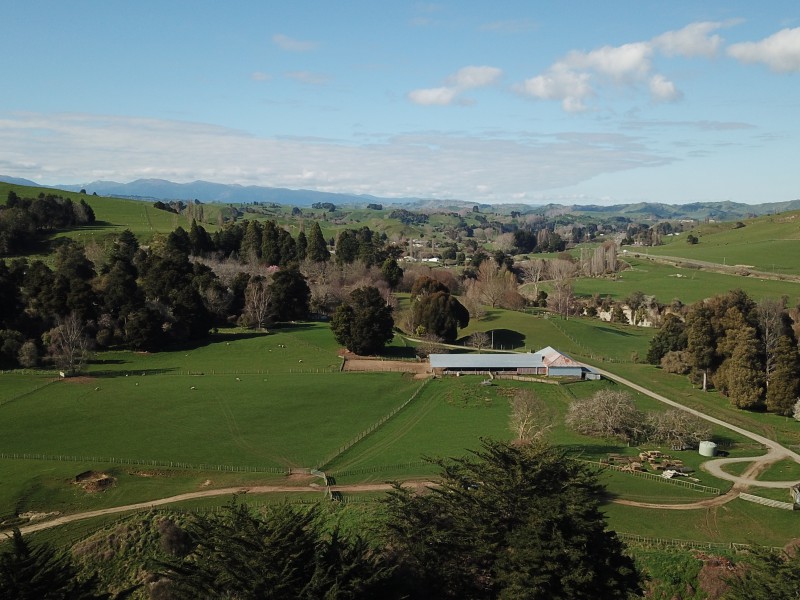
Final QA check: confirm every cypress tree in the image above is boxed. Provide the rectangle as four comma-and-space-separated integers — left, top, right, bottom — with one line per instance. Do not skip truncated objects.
765, 335, 800, 415
306, 222, 330, 262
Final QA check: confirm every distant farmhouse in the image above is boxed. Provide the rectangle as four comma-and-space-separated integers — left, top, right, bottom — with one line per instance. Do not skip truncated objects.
429, 347, 599, 380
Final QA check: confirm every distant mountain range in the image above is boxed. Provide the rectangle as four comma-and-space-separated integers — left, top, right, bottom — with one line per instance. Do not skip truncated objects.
28, 177, 416, 208
2, 175, 799, 222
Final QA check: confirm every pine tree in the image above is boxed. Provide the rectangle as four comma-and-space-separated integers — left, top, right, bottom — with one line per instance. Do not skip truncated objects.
158, 501, 395, 599
765, 335, 800, 415
306, 222, 330, 262
296, 230, 307, 261
0, 528, 108, 599
331, 286, 394, 355
239, 220, 262, 263
686, 304, 716, 391
384, 439, 641, 599
725, 326, 765, 409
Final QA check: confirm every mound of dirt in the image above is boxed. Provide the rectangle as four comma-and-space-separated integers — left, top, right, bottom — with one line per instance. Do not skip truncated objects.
74, 471, 115, 493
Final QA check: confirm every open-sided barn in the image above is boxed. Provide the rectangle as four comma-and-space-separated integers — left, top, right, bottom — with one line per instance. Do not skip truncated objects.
428, 346, 599, 379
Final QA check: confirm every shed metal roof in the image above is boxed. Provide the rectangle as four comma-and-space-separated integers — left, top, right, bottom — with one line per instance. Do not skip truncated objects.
428, 353, 543, 369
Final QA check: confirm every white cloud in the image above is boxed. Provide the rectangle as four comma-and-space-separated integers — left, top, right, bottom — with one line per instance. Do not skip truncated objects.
648, 74, 682, 103
250, 71, 271, 82
407, 87, 460, 106
446, 65, 502, 89
728, 27, 800, 72
408, 65, 502, 106
653, 21, 728, 57
564, 42, 653, 81
517, 65, 592, 112
518, 21, 730, 111
272, 33, 318, 52
0, 112, 673, 202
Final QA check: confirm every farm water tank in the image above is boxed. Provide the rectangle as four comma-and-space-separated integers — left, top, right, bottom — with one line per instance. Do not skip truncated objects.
698, 441, 717, 457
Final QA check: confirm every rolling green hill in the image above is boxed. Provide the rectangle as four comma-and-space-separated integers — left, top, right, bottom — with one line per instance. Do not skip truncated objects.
646, 210, 800, 275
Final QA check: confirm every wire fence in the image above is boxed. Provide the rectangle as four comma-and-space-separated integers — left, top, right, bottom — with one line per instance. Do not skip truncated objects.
317, 379, 431, 470
0, 452, 288, 475
617, 532, 783, 552
578, 459, 721, 495
0, 379, 60, 408
331, 461, 432, 478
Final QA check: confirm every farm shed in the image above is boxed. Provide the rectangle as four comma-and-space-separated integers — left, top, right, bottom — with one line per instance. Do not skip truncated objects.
429, 347, 597, 379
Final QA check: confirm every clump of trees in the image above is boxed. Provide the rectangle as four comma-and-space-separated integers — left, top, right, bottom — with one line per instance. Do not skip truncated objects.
566, 390, 711, 449
155, 501, 394, 599
1, 191, 95, 255
647, 290, 800, 415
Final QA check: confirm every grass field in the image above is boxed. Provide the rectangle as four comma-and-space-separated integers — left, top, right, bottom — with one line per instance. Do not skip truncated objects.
648, 210, 800, 276
571, 256, 800, 305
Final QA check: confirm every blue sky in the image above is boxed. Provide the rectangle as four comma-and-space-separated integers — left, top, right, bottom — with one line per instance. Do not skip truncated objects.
1, 1, 798, 205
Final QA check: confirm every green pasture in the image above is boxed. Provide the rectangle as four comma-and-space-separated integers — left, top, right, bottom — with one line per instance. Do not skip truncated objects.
0, 371, 419, 469
0, 183, 224, 252
648, 211, 800, 275
0, 373, 59, 405
598, 470, 715, 504
327, 377, 524, 480
603, 497, 800, 547
86, 324, 342, 377
757, 458, 800, 482
570, 256, 800, 305
2, 305, 799, 546
0, 457, 289, 522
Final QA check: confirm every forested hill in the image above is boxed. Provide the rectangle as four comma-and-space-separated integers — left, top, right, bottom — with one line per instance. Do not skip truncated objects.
2, 174, 798, 220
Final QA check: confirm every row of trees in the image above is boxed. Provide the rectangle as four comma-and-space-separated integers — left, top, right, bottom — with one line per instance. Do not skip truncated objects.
647, 290, 800, 415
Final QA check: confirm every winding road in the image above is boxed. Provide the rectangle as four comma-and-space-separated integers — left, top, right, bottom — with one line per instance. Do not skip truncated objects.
1, 481, 431, 539
593, 367, 800, 494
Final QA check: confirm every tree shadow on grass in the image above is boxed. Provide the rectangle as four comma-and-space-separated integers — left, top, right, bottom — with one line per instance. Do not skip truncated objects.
381, 345, 419, 359
559, 442, 625, 458
91, 367, 179, 378
591, 324, 636, 338
488, 329, 526, 350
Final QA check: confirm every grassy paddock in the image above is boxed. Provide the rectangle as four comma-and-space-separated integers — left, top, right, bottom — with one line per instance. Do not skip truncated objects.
573, 256, 800, 305
603, 497, 800, 547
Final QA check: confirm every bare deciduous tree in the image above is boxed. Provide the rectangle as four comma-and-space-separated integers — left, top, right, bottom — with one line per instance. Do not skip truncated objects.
510, 389, 551, 445
547, 258, 577, 319
519, 259, 547, 300
646, 409, 711, 450
416, 333, 446, 358
468, 331, 491, 352
466, 260, 524, 310
565, 390, 646, 445
45, 312, 90, 376
757, 297, 786, 386
242, 276, 272, 330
